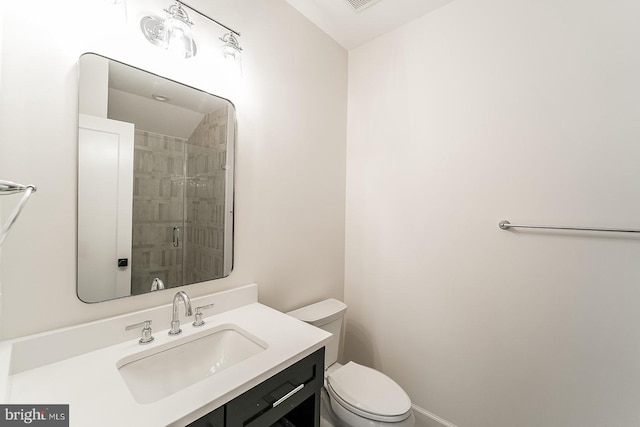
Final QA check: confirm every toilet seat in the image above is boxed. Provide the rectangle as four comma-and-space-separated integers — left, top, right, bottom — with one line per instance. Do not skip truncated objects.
326, 362, 412, 423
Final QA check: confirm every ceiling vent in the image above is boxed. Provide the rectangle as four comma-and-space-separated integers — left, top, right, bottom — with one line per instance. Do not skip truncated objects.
344, 0, 383, 13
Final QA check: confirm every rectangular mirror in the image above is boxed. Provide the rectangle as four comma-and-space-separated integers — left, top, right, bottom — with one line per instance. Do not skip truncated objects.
77, 53, 235, 303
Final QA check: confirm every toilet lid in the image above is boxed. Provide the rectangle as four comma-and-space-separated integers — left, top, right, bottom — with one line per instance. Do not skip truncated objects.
327, 362, 412, 421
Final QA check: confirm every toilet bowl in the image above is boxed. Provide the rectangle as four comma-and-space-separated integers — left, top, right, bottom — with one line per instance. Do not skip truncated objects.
288, 299, 415, 427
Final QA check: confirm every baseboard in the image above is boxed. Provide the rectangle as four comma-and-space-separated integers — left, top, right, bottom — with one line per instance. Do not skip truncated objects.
412, 404, 458, 427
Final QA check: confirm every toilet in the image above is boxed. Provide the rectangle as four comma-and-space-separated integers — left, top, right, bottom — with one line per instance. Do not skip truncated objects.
288, 299, 415, 427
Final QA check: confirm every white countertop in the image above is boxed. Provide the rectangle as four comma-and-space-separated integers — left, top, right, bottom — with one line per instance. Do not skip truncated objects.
1, 287, 331, 426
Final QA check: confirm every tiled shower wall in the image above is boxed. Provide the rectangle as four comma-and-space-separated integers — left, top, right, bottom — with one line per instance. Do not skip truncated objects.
185, 106, 228, 285
131, 131, 185, 295
131, 106, 228, 295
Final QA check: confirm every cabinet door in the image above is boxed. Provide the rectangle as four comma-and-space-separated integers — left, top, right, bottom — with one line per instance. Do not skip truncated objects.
226, 348, 324, 427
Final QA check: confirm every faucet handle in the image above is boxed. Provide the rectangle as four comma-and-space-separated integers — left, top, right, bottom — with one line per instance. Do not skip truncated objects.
192, 303, 215, 327
125, 320, 155, 345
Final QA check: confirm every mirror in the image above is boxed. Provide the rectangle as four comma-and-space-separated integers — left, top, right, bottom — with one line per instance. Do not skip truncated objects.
77, 53, 235, 303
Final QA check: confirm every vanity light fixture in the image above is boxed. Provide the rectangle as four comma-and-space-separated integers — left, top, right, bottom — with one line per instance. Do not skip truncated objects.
220, 32, 242, 60
220, 32, 243, 74
140, 1, 242, 61
141, 2, 196, 58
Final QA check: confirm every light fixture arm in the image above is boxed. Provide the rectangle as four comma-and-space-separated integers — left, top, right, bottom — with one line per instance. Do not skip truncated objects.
174, 0, 241, 37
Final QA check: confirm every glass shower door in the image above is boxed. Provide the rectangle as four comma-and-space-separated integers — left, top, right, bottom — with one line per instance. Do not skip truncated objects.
131, 130, 185, 295
183, 106, 230, 285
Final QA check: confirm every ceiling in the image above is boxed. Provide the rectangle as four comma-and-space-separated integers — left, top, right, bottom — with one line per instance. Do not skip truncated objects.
108, 59, 229, 114
285, 0, 457, 50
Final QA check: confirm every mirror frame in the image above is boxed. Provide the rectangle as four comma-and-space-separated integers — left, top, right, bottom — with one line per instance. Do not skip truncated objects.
76, 52, 235, 303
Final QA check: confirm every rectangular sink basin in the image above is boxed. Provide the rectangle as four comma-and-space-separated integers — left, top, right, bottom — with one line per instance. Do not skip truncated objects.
117, 324, 267, 404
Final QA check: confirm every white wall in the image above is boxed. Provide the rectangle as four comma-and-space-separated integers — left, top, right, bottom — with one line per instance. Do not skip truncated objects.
345, 0, 640, 426
0, 0, 347, 339
0, 2, 4, 323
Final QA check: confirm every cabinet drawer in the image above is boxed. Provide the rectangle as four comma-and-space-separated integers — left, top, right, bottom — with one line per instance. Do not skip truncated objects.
226, 348, 324, 427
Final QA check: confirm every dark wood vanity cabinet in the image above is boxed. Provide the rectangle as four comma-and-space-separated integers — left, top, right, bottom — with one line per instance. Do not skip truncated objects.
187, 347, 324, 427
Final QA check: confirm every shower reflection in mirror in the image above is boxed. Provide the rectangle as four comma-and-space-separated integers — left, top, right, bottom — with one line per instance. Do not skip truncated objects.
77, 53, 235, 303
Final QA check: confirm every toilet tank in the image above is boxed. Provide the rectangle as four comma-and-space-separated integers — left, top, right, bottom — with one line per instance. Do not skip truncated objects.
287, 299, 347, 367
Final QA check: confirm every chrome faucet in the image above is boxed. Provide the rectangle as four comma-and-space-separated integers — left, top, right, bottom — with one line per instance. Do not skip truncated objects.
169, 291, 193, 336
